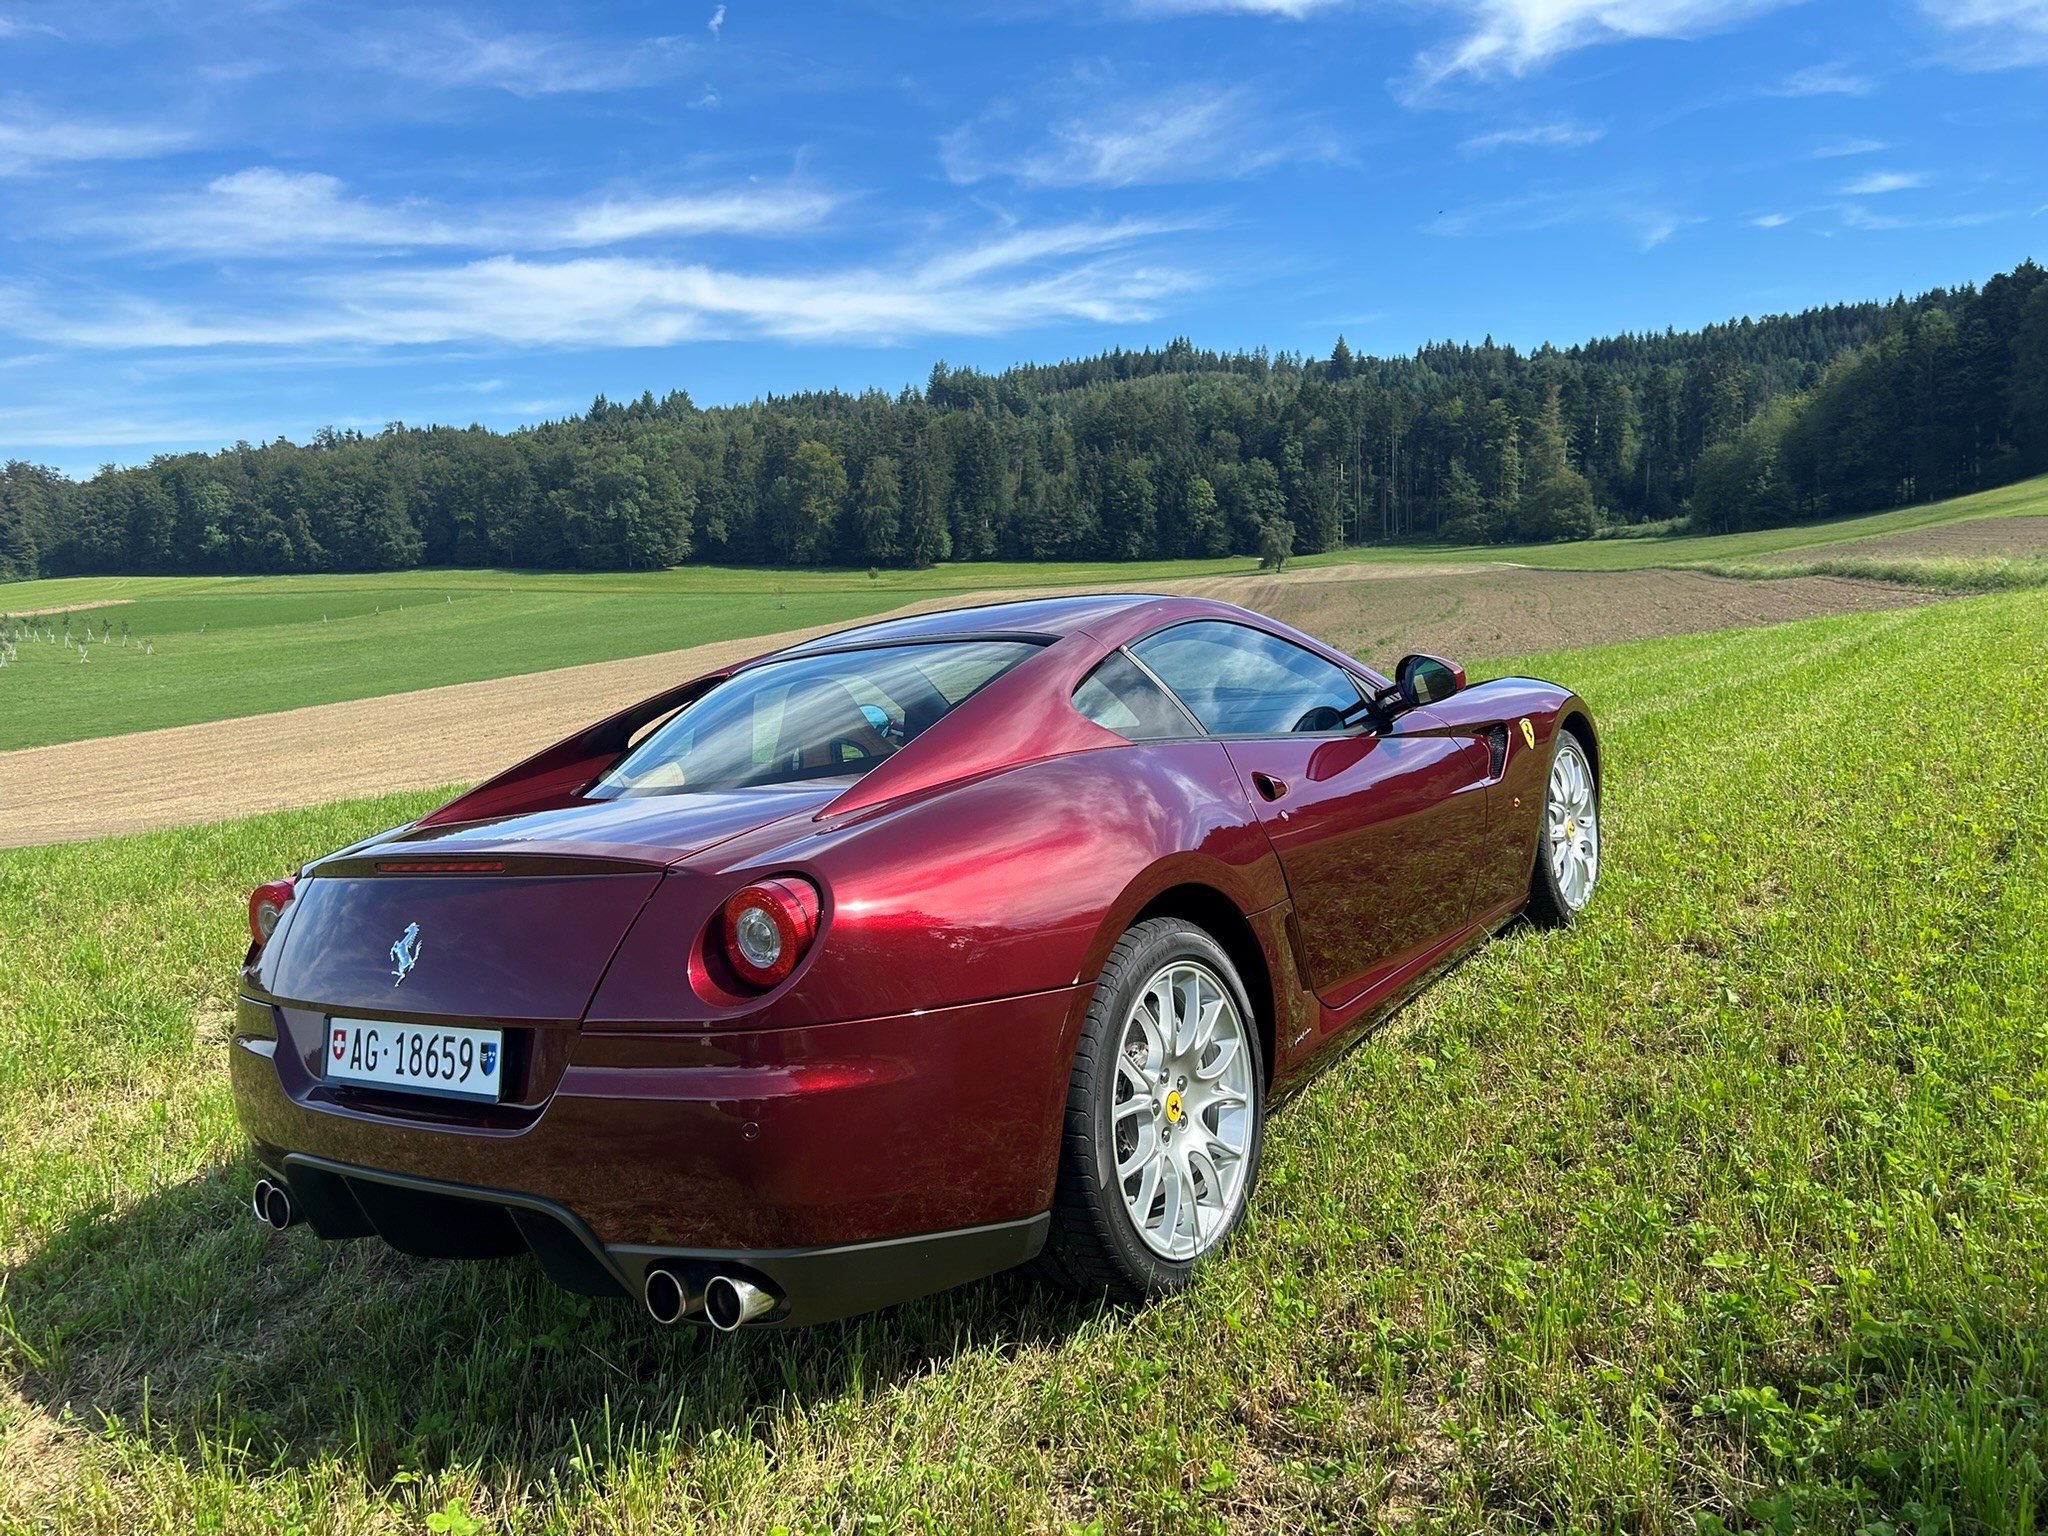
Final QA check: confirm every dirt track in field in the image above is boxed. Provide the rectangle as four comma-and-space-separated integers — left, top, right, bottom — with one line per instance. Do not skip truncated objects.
0, 567, 1934, 848
3, 599, 135, 619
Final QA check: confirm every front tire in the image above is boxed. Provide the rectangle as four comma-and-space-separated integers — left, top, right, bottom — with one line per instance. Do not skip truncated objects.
1037, 919, 1265, 1302
1527, 727, 1600, 927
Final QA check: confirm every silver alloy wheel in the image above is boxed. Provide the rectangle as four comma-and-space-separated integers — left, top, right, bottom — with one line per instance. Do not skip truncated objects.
1110, 960, 1255, 1261
1546, 735, 1600, 913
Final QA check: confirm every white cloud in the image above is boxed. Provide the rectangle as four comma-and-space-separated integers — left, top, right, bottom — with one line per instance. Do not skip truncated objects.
1127, 0, 1343, 15
708, 4, 726, 36
1461, 120, 1605, 151
1916, 0, 2048, 65
90, 168, 840, 256
0, 104, 192, 175
1752, 211, 1794, 226
1768, 62, 1875, 95
1812, 137, 1884, 157
1839, 169, 1927, 194
1405, 0, 1795, 91
1429, 186, 1699, 250
353, 15, 694, 95
1839, 203, 2012, 230
944, 84, 1328, 188
0, 218, 1200, 350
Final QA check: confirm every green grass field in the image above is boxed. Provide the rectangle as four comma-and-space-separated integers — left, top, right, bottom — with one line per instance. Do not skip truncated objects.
1410, 473, 2048, 572
4, 474, 2043, 754
4, 588, 2045, 1531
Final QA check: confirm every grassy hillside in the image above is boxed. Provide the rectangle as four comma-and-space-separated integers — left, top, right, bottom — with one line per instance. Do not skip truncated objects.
1420, 471, 2048, 571
4, 589, 2045, 1531
2, 472, 2041, 753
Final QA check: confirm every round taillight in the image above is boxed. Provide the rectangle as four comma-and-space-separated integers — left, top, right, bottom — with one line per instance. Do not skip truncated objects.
248, 878, 296, 944
720, 878, 820, 988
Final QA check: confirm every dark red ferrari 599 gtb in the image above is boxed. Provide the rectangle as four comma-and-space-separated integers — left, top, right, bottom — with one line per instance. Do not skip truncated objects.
233, 593, 1600, 1330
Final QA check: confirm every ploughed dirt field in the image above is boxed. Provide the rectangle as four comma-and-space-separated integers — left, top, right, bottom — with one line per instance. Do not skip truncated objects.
1797, 513, 2048, 560
0, 566, 1933, 847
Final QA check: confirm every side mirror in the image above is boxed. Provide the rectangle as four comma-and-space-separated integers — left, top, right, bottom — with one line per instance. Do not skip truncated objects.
1394, 653, 1465, 708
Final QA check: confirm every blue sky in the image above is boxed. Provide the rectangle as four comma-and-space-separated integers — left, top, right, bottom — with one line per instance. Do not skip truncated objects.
0, 0, 2043, 476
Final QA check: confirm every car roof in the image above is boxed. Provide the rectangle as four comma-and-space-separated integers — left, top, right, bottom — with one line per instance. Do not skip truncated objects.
776, 591, 1176, 655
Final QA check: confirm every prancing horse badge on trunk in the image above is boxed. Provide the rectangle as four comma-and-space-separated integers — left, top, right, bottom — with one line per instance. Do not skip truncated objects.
389, 922, 423, 985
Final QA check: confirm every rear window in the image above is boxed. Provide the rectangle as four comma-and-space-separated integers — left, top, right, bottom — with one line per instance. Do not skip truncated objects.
591, 639, 1039, 798
1072, 652, 1196, 741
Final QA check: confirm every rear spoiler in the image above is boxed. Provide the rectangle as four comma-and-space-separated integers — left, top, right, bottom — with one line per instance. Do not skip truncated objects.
416, 671, 729, 828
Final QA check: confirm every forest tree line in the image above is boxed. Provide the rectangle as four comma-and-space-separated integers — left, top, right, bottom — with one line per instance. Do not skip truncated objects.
2, 259, 2045, 580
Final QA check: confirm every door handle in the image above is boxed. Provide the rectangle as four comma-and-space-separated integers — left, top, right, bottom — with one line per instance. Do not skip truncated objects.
1252, 772, 1288, 801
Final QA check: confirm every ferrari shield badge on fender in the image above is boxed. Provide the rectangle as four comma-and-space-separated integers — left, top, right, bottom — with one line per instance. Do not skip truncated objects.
389, 922, 423, 985
1519, 717, 1536, 751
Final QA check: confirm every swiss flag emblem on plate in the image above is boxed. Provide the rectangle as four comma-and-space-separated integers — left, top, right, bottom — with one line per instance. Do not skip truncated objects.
332, 1028, 347, 1061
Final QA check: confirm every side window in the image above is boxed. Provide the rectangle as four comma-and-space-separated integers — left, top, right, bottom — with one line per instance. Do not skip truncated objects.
1130, 622, 1362, 736
1072, 651, 1197, 741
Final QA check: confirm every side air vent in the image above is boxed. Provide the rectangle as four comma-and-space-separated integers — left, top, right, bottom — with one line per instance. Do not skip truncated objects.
1484, 723, 1509, 778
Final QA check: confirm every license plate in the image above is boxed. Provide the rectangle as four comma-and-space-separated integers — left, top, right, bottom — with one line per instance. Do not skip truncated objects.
325, 1018, 504, 1102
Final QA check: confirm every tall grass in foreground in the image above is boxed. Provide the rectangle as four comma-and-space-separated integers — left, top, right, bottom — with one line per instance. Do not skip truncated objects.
3, 590, 2047, 1532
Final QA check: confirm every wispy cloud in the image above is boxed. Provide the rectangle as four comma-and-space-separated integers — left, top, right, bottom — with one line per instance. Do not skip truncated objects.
86, 168, 840, 256
1404, 0, 1795, 93
0, 218, 1201, 349
1767, 62, 1875, 95
1839, 169, 1928, 194
1839, 202, 2012, 230
1429, 185, 1699, 250
708, 4, 726, 37
353, 14, 695, 95
1915, 0, 2048, 67
1126, 0, 1344, 16
944, 83, 1331, 188
0, 102, 192, 175
1812, 137, 1884, 157
1461, 120, 1605, 152
1752, 211, 1794, 227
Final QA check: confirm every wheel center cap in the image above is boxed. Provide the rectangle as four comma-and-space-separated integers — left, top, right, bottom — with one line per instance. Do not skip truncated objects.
1164, 1089, 1184, 1124
1565, 818, 1576, 840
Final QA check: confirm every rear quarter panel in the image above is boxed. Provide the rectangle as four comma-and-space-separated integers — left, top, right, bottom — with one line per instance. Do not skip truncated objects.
583, 741, 1287, 1029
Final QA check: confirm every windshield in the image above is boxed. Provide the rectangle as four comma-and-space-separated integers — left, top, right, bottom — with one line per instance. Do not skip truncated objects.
590, 639, 1041, 798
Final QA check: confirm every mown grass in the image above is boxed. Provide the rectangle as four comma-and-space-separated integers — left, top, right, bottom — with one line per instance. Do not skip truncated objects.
1459, 472, 2048, 572
1697, 554, 2048, 593
5, 473, 2044, 752
3, 588, 2046, 1531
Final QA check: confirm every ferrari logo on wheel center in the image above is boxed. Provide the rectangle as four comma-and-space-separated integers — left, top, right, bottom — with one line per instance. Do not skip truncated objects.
1164, 1089, 1184, 1124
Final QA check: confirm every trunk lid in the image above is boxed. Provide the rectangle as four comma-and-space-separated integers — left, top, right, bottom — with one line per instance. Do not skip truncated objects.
262, 868, 661, 1024
264, 786, 838, 1023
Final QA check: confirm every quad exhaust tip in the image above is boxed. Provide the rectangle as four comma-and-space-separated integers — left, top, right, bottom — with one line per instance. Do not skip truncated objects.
251, 1177, 297, 1232
704, 1274, 775, 1332
643, 1265, 705, 1326
644, 1266, 778, 1329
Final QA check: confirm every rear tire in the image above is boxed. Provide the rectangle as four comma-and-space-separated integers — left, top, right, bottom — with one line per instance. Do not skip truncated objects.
1527, 727, 1600, 927
1035, 918, 1265, 1302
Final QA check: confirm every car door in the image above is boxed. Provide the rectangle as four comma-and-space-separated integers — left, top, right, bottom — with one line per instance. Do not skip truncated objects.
1128, 621, 1493, 1007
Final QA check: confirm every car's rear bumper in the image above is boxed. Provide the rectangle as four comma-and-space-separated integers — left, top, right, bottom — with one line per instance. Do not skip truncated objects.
231, 985, 1085, 1322
265, 1151, 1049, 1325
